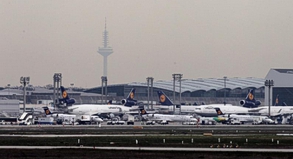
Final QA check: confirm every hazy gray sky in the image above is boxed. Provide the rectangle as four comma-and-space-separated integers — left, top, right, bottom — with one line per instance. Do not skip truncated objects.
1, 0, 293, 88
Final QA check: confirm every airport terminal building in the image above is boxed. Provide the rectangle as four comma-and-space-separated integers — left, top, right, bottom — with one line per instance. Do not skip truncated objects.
1, 69, 293, 111
1, 77, 266, 107
85, 77, 266, 106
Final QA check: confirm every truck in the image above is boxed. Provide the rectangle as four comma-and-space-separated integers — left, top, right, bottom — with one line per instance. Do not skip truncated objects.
18, 112, 33, 125
56, 114, 76, 125
146, 121, 155, 125
228, 118, 241, 125
107, 120, 125, 125
78, 115, 91, 125
35, 117, 54, 125
127, 115, 135, 125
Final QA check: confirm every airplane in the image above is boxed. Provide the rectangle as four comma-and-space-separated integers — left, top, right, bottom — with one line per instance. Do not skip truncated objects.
193, 104, 253, 117
239, 89, 261, 108
140, 108, 197, 124
155, 90, 200, 114
56, 86, 141, 119
58, 86, 140, 107
43, 106, 103, 124
43, 106, 74, 118
214, 107, 275, 124
193, 89, 281, 117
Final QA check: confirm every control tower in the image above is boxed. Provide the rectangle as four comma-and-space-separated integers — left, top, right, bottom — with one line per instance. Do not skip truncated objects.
98, 19, 113, 76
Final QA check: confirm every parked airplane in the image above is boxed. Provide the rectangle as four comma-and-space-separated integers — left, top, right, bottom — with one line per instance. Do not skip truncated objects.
56, 86, 141, 119
58, 86, 139, 107
239, 89, 261, 108
43, 106, 103, 124
194, 104, 252, 117
155, 90, 199, 114
140, 109, 197, 124
215, 107, 275, 124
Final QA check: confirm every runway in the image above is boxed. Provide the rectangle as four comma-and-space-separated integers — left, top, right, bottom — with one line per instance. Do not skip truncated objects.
1, 124, 293, 159
0, 146, 293, 153
1, 124, 293, 135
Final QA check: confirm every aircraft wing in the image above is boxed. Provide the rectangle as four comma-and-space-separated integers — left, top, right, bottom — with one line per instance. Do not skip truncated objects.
248, 107, 266, 112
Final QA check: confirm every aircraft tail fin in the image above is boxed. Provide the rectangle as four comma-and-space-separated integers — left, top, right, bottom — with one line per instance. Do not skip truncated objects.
43, 107, 52, 116
58, 86, 75, 106
121, 88, 137, 107
239, 89, 261, 108
107, 100, 113, 105
140, 108, 148, 115
157, 91, 174, 106
214, 107, 224, 115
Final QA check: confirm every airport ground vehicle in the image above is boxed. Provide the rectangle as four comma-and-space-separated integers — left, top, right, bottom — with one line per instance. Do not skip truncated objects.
228, 118, 241, 125
127, 120, 134, 125
159, 120, 168, 125
146, 121, 156, 125
18, 112, 33, 125
182, 121, 197, 125
107, 120, 125, 125
126, 115, 135, 125
34, 117, 54, 125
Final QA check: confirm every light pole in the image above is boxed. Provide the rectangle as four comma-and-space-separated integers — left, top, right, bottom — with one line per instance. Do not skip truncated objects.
265, 80, 274, 117
223, 76, 227, 105
70, 83, 74, 91
20, 77, 30, 113
53, 73, 62, 108
147, 77, 154, 110
7, 84, 10, 96
101, 76, 107, 104
172, 74, 183, 114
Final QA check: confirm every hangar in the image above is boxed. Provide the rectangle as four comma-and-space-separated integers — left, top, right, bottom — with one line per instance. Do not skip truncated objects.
265, 69, 293, 106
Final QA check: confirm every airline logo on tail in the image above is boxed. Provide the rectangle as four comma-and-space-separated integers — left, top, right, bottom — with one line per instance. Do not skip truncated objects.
239, 89, 261, 108
160, 94, 166, 103
61, 86, 69, 99
157, 91, 174, 106
275, 94, 279, 106
248, 92, 254, 100
129, 91, 134, 100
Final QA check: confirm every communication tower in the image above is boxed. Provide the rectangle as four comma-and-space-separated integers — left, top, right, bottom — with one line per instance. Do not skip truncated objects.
98, 18, 113, 76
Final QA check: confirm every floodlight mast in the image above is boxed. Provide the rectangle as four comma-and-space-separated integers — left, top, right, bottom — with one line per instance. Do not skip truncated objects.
20, 76, 30, 113
265, 80, 274, 117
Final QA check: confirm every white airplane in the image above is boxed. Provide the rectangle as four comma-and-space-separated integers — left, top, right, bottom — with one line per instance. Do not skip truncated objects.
215, 107, 275, 124
155, 90, 263, 115
194, 104, 253, 117
43, 106, 103, 124
66, 104, 136, 116
155, 90, 201, 114
57, 86, 140, 118
140, 109, 197, 124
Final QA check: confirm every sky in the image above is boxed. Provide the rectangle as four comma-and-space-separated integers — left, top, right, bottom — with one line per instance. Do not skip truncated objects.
1, 0, 293, 88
